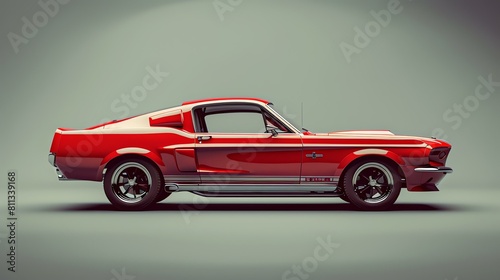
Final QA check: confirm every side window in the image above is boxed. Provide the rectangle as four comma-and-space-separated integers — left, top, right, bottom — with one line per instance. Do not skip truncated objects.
205, 112, 265, 133
193, 103, 292, 134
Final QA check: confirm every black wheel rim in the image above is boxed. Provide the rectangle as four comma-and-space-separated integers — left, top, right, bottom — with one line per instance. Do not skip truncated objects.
352, 163, 394, 204
111, 163, 151, 203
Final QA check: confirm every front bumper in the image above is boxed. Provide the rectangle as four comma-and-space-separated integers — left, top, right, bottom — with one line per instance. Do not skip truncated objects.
48, 153, 68, 180
414, 166, 453, 174
406, 166, 453, 191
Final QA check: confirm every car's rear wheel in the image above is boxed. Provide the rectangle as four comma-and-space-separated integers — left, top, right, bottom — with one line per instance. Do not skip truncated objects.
104, 159, 161, 210
343, 160, 401, 210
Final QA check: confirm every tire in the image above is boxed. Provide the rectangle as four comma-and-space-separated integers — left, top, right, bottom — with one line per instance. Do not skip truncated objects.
343, 160, 401, 211
337, 184, 350, 203
104, 159, 162, 210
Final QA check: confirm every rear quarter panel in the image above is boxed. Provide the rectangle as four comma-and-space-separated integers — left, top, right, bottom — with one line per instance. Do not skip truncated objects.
52, 128, 195, 181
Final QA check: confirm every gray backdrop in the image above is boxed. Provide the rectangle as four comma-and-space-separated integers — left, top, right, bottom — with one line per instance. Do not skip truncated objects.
0, 1, 499, 280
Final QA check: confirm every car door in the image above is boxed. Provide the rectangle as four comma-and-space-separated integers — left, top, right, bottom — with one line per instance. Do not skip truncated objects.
193, 103, 303, 185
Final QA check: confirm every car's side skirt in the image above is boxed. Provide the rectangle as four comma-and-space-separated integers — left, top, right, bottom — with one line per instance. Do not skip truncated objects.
190, 191, 342, 197
166, 184, 340, 196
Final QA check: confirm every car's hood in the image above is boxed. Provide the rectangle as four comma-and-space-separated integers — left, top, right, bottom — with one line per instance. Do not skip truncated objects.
328, 130, 395, 136
311, 130, 451, 148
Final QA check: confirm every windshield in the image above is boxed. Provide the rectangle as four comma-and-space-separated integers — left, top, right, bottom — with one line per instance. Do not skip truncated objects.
266, 103, 302, 133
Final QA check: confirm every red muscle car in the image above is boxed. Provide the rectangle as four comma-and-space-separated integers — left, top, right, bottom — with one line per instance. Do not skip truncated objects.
48, 97, 452, 210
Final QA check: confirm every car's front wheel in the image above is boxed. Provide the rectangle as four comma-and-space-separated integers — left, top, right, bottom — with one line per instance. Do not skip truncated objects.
343, 160, 401, 210
104, 159, 162, 210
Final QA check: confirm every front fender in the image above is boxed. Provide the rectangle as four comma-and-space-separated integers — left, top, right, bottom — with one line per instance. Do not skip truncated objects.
333, 148, 405, 178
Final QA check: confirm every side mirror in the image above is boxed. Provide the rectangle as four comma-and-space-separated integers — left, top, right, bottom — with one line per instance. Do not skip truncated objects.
266, 125, 278, 137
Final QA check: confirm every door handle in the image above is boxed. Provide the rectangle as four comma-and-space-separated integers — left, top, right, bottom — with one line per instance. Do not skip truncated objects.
197, 135, 212, 143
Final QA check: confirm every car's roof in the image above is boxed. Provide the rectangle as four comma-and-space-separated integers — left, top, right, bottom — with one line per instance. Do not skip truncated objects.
182, 97, 269, 106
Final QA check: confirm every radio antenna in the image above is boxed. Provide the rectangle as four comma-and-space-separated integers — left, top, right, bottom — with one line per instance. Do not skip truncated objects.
301, 102, 304, 129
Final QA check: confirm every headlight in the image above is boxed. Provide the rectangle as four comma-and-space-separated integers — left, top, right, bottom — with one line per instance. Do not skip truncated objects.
429, 147, 450, 164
